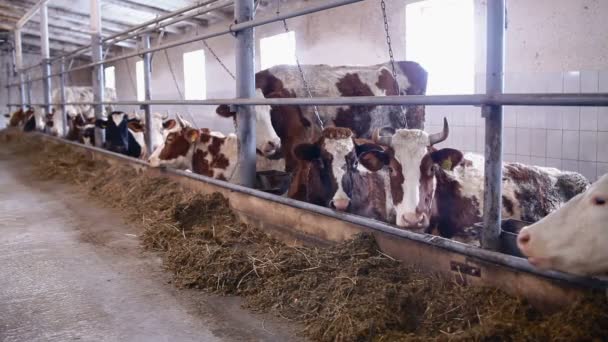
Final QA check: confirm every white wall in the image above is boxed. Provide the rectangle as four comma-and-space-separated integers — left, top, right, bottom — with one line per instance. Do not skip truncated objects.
1, 0, 607, 179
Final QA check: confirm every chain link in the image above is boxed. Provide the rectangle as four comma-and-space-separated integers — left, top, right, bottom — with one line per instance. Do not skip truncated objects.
203, 39, 236, 80
380, 0, 407, 128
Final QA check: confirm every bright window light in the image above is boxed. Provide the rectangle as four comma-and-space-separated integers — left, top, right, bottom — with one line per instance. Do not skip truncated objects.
136, 60, 145, 101
260, 31, 296, 70
406, 0, 475, 95
104, 66, 115, 90
183, 50, 207, 100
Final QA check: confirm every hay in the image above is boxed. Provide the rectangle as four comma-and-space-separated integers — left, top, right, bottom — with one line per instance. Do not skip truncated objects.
3, 131, 608, 342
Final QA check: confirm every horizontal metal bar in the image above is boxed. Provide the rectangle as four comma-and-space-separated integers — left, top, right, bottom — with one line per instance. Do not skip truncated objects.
47, 0, 225, 63
29, 0, 363, 78
13, 93, 608, 107
104, 0, 233, 47
33, 131, 608, 290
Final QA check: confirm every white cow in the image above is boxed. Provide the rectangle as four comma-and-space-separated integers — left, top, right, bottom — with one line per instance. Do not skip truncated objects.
49, 86, 117, 137
517, 173, 608, 276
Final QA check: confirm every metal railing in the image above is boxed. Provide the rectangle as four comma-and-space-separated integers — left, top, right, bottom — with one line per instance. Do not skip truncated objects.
3, 0, 607, 253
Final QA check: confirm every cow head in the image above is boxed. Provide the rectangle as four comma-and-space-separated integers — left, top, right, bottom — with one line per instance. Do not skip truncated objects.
291, 127, 384, 211
517, 173, 608, 275
96, 111, 132, 153
362, 118, 463, 229
215, 89, 281, 158
148, 116, 200, 169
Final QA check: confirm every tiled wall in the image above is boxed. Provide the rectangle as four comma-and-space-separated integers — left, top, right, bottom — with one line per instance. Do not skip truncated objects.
426, 70, 608, 181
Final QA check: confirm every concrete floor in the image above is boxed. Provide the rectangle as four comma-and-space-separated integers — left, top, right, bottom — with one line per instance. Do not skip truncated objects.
0, 153, 300, 342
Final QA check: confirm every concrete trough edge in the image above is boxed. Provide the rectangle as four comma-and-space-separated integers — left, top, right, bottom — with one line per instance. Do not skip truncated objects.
16, 130, 608, 309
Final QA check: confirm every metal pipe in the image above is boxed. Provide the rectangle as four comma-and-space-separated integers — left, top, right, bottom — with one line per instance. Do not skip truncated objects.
481, 0, 506, 250
14, 30, 26, 111
40, 3, 52, 124
60, 58, 68, 137
6, 59, 11, 114
91, 0, 105, 147
35, 131, 608, 291
41, 0, 363, 77
26, 73, 32, 106
17, 93, 608, 107
234, 0, 256, 187
105, 0, 233, 48
142, 34, 153, 156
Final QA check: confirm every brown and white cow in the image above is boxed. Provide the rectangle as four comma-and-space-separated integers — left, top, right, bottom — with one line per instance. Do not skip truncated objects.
148, 115, 284, 180
517, 173, 608, 276
362, 119, 590, 239
289, 127, 392, 221
5, 107, 35, 129
216, 61, 428, 172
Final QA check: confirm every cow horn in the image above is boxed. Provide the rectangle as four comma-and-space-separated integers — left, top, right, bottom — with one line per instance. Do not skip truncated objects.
176, 113, 188, 128
372, 126, 395, 146
429, 118, 449, 146
162, 111, 169, 120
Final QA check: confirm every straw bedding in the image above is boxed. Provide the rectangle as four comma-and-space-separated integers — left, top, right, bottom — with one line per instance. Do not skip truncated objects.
3, 131, 607, 342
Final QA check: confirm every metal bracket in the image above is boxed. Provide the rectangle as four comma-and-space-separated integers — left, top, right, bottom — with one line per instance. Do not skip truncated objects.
450, 261, 481, 277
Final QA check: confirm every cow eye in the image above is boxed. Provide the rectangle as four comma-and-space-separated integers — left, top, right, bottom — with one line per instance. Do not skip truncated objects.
594, 197, 606, 206
352, 160, 358, 169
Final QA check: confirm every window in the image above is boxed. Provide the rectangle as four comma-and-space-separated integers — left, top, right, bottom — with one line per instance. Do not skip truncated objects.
104, 66, 115, 90
136, 60, 145, 101
406, 0, 475, 95
183, 50, 206, 100
260, 31, 296, 70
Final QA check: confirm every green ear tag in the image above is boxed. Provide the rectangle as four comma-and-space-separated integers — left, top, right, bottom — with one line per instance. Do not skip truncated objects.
441, 159, 453, 170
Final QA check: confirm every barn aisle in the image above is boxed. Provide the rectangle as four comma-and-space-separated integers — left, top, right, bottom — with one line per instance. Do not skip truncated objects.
0, 156, 297, 342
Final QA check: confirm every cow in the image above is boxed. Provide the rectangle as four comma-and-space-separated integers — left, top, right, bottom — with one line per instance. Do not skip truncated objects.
360, 118, 590, 241
216, 61, 428, 172
289, 127, 392, 222
517, 173, 608, 276
95, 111, 153, 159
148, 115, 284, 180
48, 86, 117, 137
5, 107, 35, 130
66, 114, 96, 145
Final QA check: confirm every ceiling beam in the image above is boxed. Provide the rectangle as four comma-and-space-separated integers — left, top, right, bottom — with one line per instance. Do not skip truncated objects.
103, 0, 208, 28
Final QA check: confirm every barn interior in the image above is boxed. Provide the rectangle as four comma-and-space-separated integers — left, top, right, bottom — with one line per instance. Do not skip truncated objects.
0, 0, 607, 340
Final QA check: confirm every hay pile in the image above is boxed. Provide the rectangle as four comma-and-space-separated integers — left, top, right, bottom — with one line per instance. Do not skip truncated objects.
3, 132, 608, 341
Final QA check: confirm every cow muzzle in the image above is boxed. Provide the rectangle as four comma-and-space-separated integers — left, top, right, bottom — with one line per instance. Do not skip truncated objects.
260, 141, 280, 157
399, 211, 428, 229
330, 198, 350, 212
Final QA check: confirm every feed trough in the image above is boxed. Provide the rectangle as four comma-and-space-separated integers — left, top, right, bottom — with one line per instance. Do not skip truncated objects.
474, 219, 529, 258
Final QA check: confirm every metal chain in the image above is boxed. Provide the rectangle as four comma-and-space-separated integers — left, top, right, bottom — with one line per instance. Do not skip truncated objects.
277, 0, 323, 129
380, 0, 407, 128
163, 48, 199, 128
202, 39, 235, 80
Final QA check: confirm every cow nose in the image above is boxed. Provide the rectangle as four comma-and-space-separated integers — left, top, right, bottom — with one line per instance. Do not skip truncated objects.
401, 212, 426, 227
263, 141, 279, 155
517, 229, 531, 250
330, 198, 350, 211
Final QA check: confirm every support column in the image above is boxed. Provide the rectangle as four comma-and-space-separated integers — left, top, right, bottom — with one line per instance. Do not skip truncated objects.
60, 58, 68, 137
14, 30, 26, 112
234, 0, 256, 187
481, 0, 506, 250
91, 0, 105, 147
40, 3, 52, 129
142, 34, 153, 155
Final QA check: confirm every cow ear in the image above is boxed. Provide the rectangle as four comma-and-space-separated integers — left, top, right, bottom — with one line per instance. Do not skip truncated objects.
3, 113, 9, 118
216, 105, 236, 118
95, 119, 108, 129
128, 121, 144, 132
185, 128, 200, 143
354, 141, 385, 156
431, 148, 464, 171
163, 119, 177, 130
294, 143, 321, 161
358, 150, 390, 172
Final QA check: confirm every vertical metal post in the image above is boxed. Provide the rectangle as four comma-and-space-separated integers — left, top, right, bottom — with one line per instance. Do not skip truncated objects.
6, 60, 11, 114
26, 73, 32, 106
482, 0, 506, 250
234, 0, 256, 187
14, 30, 26, 112
60, 58, 68, 137
91, 0, 105, 147
142, 34, 153, 155
40, 3, 52, 129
